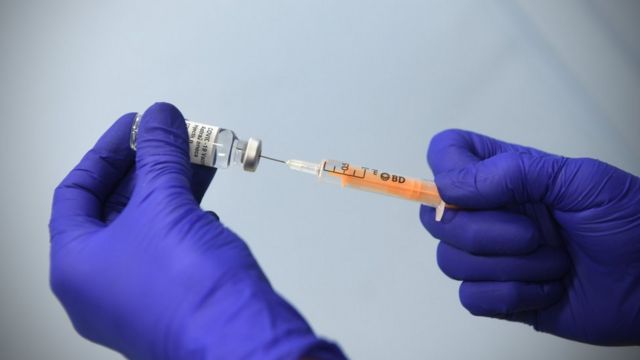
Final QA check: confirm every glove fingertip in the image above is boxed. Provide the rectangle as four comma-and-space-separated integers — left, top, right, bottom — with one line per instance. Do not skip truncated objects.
459, 282, 493, 316
459, 281, 565, 318
91, 112, 137, 156
434, 169, 474, 206
419, 205, 435, 229
136, 102, 189, 162
133, 102, 194, 196
434, 158, 514, 209
427, 129, 477, 175
139, 102, 186, 132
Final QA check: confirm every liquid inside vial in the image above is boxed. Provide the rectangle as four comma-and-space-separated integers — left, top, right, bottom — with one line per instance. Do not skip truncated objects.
130, 114, 262, 171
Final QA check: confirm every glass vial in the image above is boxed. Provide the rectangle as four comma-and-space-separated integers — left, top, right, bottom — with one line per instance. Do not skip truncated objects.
130, 113, 262, 172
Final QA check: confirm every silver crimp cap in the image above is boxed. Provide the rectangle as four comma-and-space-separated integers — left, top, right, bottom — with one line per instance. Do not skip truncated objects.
242, 137, 262, 172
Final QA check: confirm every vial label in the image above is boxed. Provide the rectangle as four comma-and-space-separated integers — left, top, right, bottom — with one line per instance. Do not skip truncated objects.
186, 121, 219, 167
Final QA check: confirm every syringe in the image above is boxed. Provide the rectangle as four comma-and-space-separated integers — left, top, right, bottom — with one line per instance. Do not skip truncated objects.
131, 114, 448, 219
261, 156, 449, 221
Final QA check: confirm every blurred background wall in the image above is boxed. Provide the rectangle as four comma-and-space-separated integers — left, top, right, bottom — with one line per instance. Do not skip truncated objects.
1, 0, 638, 358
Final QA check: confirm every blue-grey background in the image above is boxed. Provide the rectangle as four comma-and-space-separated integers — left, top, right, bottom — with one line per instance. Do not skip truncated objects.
1, 0, 639, 359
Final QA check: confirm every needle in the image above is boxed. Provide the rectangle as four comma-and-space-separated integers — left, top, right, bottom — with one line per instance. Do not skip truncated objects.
260, 154, 286, 164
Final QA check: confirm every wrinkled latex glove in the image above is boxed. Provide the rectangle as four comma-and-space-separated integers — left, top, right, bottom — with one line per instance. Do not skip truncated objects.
420, 129, 640, 346
49, 103, 345, 359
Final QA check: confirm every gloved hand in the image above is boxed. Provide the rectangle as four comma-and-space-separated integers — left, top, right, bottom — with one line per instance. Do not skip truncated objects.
49, 103, 345, 359
420, 129, 640, 346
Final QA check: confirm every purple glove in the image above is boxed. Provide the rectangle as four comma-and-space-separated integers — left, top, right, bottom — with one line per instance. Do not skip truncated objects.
420, 129, 640, 346
49, 103, 345, 359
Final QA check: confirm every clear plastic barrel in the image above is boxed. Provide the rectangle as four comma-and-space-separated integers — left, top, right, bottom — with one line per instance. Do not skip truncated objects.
318, 160, 443, 207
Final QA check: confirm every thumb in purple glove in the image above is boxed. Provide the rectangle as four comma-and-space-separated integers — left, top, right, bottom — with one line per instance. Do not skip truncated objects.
420, 129, 640, 345
50, 103, 345, 359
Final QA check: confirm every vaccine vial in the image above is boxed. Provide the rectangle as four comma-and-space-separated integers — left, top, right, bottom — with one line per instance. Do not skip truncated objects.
130, 113, 262, 172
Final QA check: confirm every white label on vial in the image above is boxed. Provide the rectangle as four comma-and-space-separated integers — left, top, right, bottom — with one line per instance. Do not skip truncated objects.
186, 121, 219, 167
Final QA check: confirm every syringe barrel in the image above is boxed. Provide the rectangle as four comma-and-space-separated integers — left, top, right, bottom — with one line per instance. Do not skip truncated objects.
319, 160, 444, 208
